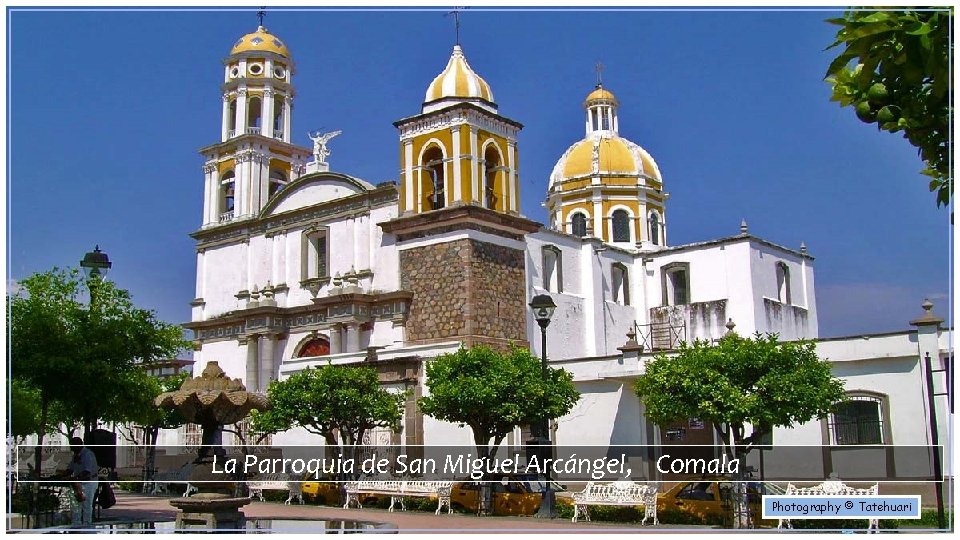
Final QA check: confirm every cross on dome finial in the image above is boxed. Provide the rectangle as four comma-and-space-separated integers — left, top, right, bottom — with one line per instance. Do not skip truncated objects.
257, 6, 265, 28
446, 6, 465, 46
595, 61, 605, 87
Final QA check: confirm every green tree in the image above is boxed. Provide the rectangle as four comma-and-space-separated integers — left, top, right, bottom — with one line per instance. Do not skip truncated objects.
825, 9, 953, 207
635, 334, 846, 527
126, 373, 189, 483
10, 379, 43, 442
635, 333, 845, 460
418, 345, 581, 461
8, 268, 188, 474
262, 363, 405, 457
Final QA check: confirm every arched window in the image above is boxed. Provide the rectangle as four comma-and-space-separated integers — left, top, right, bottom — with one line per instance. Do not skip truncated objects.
829, 394, 885, 445
612, 263, 629, 305
484, 146, 503, 211
776, 262, 791, 304
421, 146, 445, 211
542, 245, 562, 293
649, 212, 661, 245
297, 337, 330, 358
269, 169, 286, 198
248, 96, 262, 131
611, 209, 630, 242
570, 212, 588, 238
220, 171, 236, 218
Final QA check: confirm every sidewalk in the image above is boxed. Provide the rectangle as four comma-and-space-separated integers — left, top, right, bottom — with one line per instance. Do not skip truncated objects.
97, 491, 709, 533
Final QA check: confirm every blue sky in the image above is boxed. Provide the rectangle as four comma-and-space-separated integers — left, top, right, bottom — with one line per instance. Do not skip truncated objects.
6, 7, 952, 340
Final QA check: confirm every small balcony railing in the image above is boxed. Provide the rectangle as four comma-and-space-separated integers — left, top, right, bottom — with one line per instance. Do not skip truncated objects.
634, 320, 686, 352
219, 211, 235, 223
273, 129, 284, 139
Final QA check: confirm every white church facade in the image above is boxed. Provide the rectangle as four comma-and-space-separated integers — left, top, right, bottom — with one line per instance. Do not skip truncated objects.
183, 24, 951, 485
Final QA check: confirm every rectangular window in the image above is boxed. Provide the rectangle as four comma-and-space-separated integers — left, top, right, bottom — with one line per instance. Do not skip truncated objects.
612, 263, 629, 305
542, 246, 562, 293
830, 396, 883, 445
302, 229, 330, 282
662, 263, 691, 306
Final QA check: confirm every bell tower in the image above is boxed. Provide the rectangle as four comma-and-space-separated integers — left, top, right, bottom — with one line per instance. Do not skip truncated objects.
198, 21, 312, 228
383, 44, 539, 350
394, 46, 522, 216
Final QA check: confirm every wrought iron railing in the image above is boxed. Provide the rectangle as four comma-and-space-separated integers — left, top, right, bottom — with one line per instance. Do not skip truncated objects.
634, 320, 686, 351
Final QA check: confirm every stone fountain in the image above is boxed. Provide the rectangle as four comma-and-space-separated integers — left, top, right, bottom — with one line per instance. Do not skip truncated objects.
155, 361, 270, 530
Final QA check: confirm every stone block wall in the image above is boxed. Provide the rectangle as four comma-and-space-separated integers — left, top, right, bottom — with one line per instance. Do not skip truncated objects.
400, 238, 527, 348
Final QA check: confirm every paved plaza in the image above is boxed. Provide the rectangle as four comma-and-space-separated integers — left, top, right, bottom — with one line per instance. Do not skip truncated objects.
85, 491, 709, 533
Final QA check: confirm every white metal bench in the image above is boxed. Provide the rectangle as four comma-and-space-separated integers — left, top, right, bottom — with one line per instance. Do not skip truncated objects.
571, 480, 659, 524
150, 463, 196, 497
344, 480, 453, 514
777, 478, 879, 532
247, 472, 304, 504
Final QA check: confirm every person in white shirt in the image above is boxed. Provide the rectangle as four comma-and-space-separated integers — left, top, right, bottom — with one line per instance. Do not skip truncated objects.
67, 437, 98, 527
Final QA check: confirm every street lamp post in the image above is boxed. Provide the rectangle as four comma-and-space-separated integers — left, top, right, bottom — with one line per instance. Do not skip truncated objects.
528, 294, 557, 519
80, 245, 112, 289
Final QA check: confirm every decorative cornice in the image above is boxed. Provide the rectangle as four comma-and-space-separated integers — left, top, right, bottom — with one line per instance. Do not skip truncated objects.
379, 204, 541, 242
191, 182, 398, 247
186, 290, 413, 343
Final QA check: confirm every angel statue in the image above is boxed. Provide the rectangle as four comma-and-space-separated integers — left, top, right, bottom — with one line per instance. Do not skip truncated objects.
308, 130, 342, 163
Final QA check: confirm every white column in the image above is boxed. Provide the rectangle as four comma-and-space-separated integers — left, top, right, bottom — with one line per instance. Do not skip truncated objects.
195, 250, 205, 299
613, 110, 619, 133
261, 334, 277, 391
262, 88, 275, 138
221, 94, 231, 141
592, 194, 603, 239
245, 335, 260, 392
234, 153, 248, 218
329, 324, 343, 354
202, 163, 216, 225
345, 324, 360, 352
585, 110, 592, 135
283, 97, 292, 143
507, 140, 518, 212
451, 126, 462, 203
403, 140, 414, 213
235, 88, 248, 136
241, 238, 251, 293
470, 127, 479, 202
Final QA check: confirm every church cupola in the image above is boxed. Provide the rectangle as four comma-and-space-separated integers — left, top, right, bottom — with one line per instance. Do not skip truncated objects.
584, 85, 620, 135
394, 45, 522, 216
221, 25, 294, 143
546, 82, 667, 249
197, 17, 312, 229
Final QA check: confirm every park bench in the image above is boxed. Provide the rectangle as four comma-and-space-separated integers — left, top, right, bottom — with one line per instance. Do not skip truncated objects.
344, 480, 453, 514
571, 480, 659, 524
246, 472, 304, 504
150, 463, 196, 497
777, 477, 879, 532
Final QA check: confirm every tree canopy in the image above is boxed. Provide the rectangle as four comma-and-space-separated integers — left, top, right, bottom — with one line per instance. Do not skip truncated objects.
825, 9, 953, 207
634, 333, 846, 458
260, 363, 405, 448
8, 268, 188, 452
418, 345, 581, 459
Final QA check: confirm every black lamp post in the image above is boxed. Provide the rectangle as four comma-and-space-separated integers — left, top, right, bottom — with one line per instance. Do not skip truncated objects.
529, 293, 557, 518
80, 245, 112, 280
80, 245, 111, 305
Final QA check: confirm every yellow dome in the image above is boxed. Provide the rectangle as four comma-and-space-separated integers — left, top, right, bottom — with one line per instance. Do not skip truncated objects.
424, 45, 494, 104
550, 135, 662, 188
585, 86, 617, 104
230, 26, 290, 58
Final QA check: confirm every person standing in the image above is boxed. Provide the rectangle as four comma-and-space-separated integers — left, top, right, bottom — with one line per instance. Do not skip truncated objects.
67, 437, 98, 527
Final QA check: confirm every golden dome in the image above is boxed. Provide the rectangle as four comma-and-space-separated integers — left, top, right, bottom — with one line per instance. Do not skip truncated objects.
550, 134, 661, 188
424, 45, 494, 105
585, 86, 618, 104
230, 26, 290, 58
